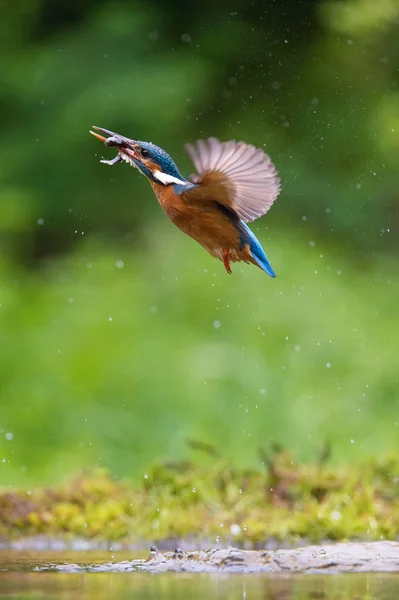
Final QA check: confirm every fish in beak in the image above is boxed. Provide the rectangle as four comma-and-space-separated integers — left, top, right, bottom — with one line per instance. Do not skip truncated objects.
89, 126, 140, 167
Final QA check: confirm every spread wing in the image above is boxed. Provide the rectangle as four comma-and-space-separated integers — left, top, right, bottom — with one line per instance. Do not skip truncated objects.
184, 137, 280, 223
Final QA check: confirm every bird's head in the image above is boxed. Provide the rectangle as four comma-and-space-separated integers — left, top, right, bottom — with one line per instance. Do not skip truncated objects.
90, 126, 190, 189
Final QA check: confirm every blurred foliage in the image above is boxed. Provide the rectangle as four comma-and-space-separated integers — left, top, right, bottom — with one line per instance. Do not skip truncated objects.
0, 0, 398, 488
2, 448, 399, 544
0, 233, 398, 486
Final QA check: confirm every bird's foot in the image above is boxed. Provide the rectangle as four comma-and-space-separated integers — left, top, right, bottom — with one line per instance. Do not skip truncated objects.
222, 249, 232, 275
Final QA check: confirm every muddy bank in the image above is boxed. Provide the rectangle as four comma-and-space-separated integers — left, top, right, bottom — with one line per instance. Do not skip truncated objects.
38, 541, 399, 574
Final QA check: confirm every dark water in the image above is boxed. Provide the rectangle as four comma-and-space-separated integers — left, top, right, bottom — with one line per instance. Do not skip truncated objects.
1, 551, 399, 599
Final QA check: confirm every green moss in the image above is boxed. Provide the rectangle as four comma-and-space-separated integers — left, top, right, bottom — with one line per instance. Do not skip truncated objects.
1, 450, 399, 545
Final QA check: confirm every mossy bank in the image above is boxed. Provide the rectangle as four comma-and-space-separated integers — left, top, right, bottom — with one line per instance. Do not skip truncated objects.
1, 448, 399, 546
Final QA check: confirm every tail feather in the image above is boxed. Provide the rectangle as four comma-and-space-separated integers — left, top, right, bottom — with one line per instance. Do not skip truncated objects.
241, 223, 276, 278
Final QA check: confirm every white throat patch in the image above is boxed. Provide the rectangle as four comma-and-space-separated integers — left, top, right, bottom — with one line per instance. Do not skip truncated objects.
153, 170, 187, 186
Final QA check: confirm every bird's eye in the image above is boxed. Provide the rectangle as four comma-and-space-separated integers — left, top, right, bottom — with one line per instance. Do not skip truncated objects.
140, 148, 149, 158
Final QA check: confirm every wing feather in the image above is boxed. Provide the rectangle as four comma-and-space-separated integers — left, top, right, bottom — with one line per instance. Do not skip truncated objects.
185, 138, 280, 222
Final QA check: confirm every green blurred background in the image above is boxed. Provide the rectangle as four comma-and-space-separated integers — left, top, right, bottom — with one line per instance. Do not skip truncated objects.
0, 0, 398, 488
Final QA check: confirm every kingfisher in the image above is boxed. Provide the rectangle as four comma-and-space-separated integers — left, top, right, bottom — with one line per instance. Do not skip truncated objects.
90, 126, 280, 276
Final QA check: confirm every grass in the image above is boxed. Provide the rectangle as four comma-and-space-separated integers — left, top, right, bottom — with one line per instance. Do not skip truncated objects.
1, 447, 399, 545
0, 224, 398, 487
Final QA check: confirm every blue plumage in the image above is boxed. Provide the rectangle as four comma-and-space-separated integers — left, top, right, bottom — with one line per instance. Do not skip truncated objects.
135, 141, 195, 194
138, 141, 185, 180
240, 223, 276, 278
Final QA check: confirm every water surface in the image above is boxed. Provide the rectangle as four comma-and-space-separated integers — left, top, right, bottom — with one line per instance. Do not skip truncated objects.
1, 551, 399, 599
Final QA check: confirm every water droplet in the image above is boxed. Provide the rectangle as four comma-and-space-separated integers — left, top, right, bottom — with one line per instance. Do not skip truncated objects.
230, 523, 241, 536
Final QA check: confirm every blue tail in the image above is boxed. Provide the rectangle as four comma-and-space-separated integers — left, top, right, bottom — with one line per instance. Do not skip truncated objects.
240, 223, 276, 278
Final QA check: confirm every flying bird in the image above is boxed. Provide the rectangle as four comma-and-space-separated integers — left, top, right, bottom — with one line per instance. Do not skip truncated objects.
90, 127, 280, 276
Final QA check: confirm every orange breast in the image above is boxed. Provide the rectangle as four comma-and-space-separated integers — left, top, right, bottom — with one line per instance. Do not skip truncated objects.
150, 182, 186, 220
149, 181, 242, 259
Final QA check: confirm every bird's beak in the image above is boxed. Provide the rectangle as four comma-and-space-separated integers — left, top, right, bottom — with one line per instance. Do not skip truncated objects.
90, 126, 140, 166
89, 126, 135, 147
90, 129, 108, 143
